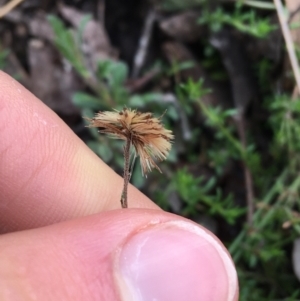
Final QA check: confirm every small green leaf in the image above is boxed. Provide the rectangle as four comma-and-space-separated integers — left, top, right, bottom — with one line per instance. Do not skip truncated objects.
87, 141, 113, 162
96, 59, 129, 86
72, 92, 102, 110
128, 93, 166, 107
165, 106, 178, 121
128, 95, 144, 107
109, 61, 129, 86
77, 14, 92, 44
48, 15, 89, 78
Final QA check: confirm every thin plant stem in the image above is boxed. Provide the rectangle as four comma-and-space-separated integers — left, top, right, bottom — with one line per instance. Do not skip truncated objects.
241, 0, 275, 10
198, 100, 245, 156
0, 0, 24, 18
274, 0, 300, 93
236, 117, 255, 225
132, 10, 156, 78
121, 138, 131, 208
199, 98, 255, 224
229, 169, 288, 259
88, 108, 173, 208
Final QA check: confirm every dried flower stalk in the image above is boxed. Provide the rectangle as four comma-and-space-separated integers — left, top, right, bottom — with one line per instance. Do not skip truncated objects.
86, 108, 174, 208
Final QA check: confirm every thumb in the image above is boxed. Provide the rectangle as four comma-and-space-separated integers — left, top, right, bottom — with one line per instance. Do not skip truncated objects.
0, 209, 238, 301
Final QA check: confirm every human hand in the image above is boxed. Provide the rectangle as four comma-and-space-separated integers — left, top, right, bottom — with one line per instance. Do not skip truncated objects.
0, 71, 238, 300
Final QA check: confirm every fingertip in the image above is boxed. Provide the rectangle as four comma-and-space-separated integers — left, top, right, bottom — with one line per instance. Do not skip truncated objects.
0, 209, 238, 301
116, 217, 238, 301
0, 71, 156, 231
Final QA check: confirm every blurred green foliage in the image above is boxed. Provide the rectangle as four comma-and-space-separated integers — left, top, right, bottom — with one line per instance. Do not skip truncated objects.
173, 169, 246, 223
0, 46, 9, 69
160, 0, 275, 11
48, 3, 300, 299
199, 6, 276, 38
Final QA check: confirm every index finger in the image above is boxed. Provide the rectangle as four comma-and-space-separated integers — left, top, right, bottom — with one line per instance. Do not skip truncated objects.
0, 71, 158, 233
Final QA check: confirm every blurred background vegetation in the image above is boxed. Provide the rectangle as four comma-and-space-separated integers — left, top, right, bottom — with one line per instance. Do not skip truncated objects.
1, 0, 300, 299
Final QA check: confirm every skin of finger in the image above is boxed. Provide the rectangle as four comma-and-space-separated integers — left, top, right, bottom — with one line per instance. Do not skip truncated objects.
0, 209, 238, 301
0, 71, 158, 233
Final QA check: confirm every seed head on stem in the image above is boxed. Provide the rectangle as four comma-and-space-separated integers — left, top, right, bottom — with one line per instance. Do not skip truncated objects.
86, 108, 174, 208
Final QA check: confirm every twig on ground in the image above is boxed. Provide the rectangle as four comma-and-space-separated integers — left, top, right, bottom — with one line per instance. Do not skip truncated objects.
161, 93, 192, 141
0, 0, 24, 18
126, 68, 160, 93
132, 10, 156, 78
235, 117, 255, 225
274, 0, 300, 94
292, 85, 299, 99
210, 29, 256, 225
97, 0, 105, 25
241, 0, 276, 10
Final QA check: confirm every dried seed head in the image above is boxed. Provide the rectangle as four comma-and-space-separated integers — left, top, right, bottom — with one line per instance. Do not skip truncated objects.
86, 108, 174, 175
